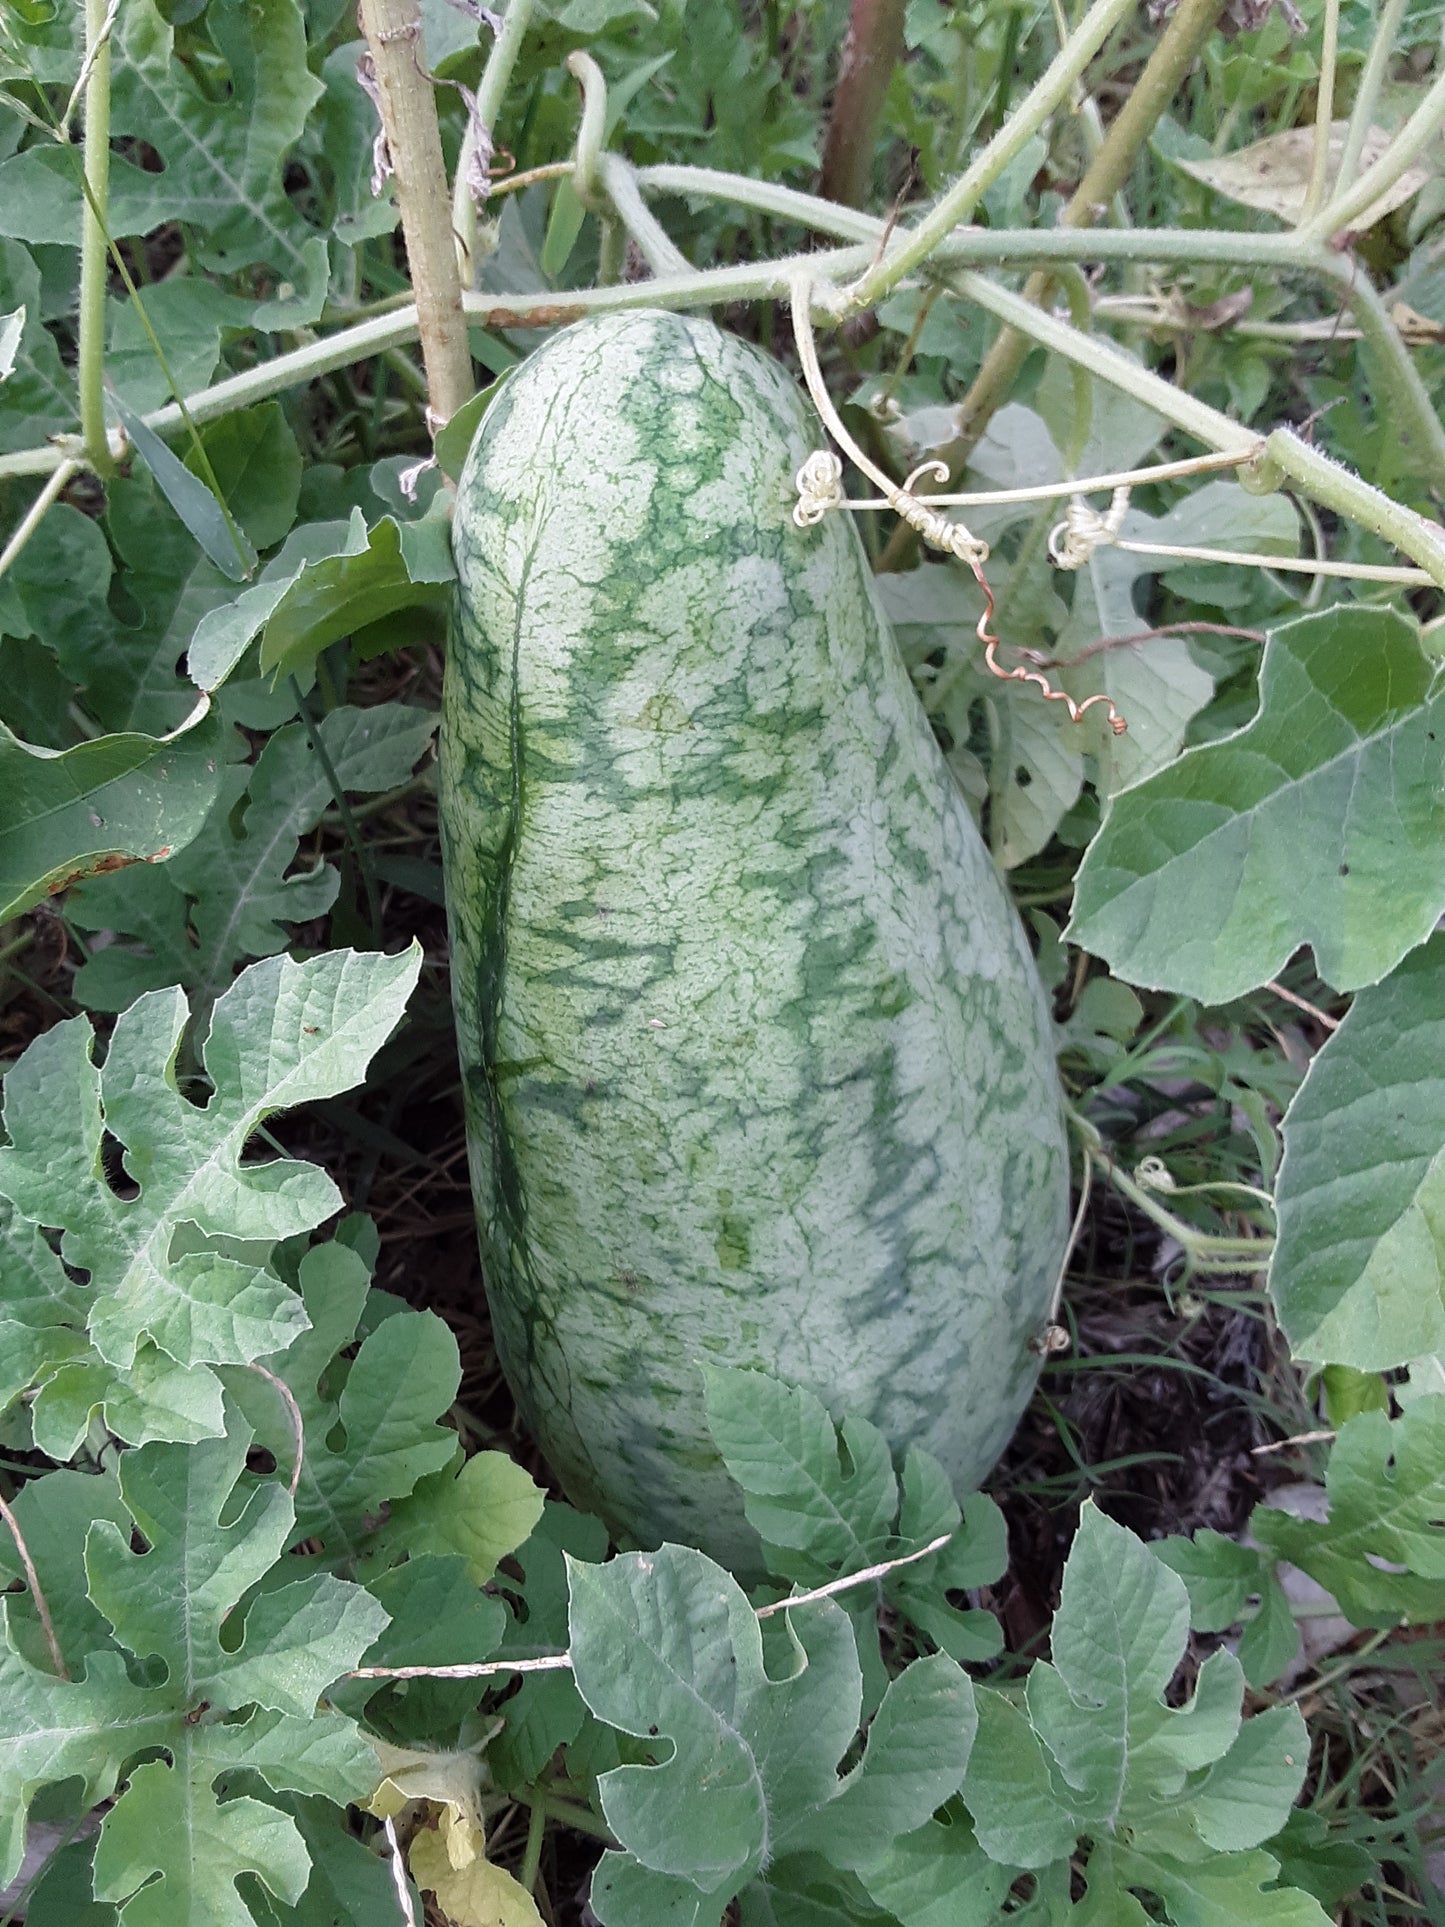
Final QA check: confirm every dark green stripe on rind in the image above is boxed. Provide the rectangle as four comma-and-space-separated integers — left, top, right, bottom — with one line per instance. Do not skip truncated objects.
439, 311, 1069, 1567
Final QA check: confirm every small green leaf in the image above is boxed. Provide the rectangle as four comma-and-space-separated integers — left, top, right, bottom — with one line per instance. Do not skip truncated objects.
1270, 933, 1445, 1370
259, 511, 453, 682
111, 393, 258, 583
962, 1507, 1308, 1874
378, 1450, 547, 1587
224, 1236, 460, 1560
184, 402, 303, 552
570, 1544, 863, 1897
1069, 607, 1445, 1001
434, 373, 509, 481
0, 704, 224, 922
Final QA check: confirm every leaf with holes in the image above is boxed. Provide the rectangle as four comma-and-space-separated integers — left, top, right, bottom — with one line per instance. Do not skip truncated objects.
0, 948, 421, 1417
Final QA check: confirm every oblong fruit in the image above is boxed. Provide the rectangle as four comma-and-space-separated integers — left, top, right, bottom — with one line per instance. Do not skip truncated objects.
439, 309, 1069, 1567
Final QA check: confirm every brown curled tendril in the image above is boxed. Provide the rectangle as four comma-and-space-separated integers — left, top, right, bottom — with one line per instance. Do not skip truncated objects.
970, 555, 1128, 736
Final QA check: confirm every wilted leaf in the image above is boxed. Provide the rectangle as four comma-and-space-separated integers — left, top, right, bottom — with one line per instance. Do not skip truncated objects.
1178, 124, 1427, 231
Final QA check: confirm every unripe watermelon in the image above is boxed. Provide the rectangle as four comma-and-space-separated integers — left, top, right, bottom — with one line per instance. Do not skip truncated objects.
439, 310, 1069, 1567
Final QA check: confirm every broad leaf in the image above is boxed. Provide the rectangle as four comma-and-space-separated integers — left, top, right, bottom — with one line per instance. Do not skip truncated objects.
1270, 933, 1445, 1369
0, 947, 421, 1417
259, 510, 454, 681
1069, 607, 1445, 1000
0, 242, 72, 451
854, 1808, 1014, 1926
0, 704, 224, 922
70, 703, 437, 1007
0, 1412, 385, 1908
1250, 1398, 1445, 1626
109, 0, 325, 276
962, 1508, 1308, 1869
568, 1543, 974, 1917
701, 1365, 1004, 1661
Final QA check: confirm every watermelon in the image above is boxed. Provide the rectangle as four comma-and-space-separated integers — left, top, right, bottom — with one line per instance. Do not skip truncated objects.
439, 309, 1070, 1567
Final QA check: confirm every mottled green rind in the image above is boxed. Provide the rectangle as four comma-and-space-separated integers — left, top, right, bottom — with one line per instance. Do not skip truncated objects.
439, 311, 1069, 1567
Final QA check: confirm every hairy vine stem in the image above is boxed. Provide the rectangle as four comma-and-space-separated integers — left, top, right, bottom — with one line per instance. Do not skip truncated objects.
77, 0, 113, 477
345, 1533, 955, 1683
0, 1490, 68, 1680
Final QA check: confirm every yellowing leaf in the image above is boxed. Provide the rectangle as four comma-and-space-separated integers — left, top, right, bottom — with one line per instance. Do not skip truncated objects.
409, 1825, 546, 1927
1178, 124, 1427, 231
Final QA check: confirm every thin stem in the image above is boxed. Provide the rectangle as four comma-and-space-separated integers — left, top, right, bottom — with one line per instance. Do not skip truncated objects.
1081, 535, 1434, 584
1320, 253, 1445, 485
383, 1816, 419, 1927
246, 1363, 306, 1497
78, 0, 113, 477
636, 162, 883, 240
1303, 38, 1445, 241
0, 1490, 69, 1680
0, 460, 79, 583
1255, 425, 1445, 586
1301, 0, 1340, 223
845, 0, 1137, 311
953, 268, 1259, 455
819, 0, 910, 208
1334, 0, 1408, 198
755, 1531, 953, 1616
878, 0, 1229, 568
359, 0, 473, 431
519, 1795, 547, 1894
453, 0, 537, 285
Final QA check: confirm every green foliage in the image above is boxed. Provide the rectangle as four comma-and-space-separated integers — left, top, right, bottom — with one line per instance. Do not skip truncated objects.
2, 0, 1442, 1917
1069, 607, 1445, 1002
70, 702, 436, 1008
1251, 1399, 1445, 1627
702, 1364, 1007, 1662
0, 947, 421, 1450
0, 1408, 386, 1919
1270, 933, 1445, 1370
569, 1542, 976, 1923
961, 1508, 1324, 1924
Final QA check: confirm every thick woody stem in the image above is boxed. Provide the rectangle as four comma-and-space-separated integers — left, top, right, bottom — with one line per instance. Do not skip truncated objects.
819, 0, 910, 208
358, 0, 474, 436
877, 0, 1228, 570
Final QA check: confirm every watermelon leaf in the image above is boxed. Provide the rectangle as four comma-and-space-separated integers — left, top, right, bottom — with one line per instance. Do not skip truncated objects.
1069, 606, 1445, 1002
702, 1365, 1005, 1661
568, 1543, 975, 1918
0, 948, 421, 1443
1269, 933, 1445, 1370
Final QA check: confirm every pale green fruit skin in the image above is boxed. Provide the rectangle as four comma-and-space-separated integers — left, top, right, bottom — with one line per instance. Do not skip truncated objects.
439, 309, 1069, 1567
